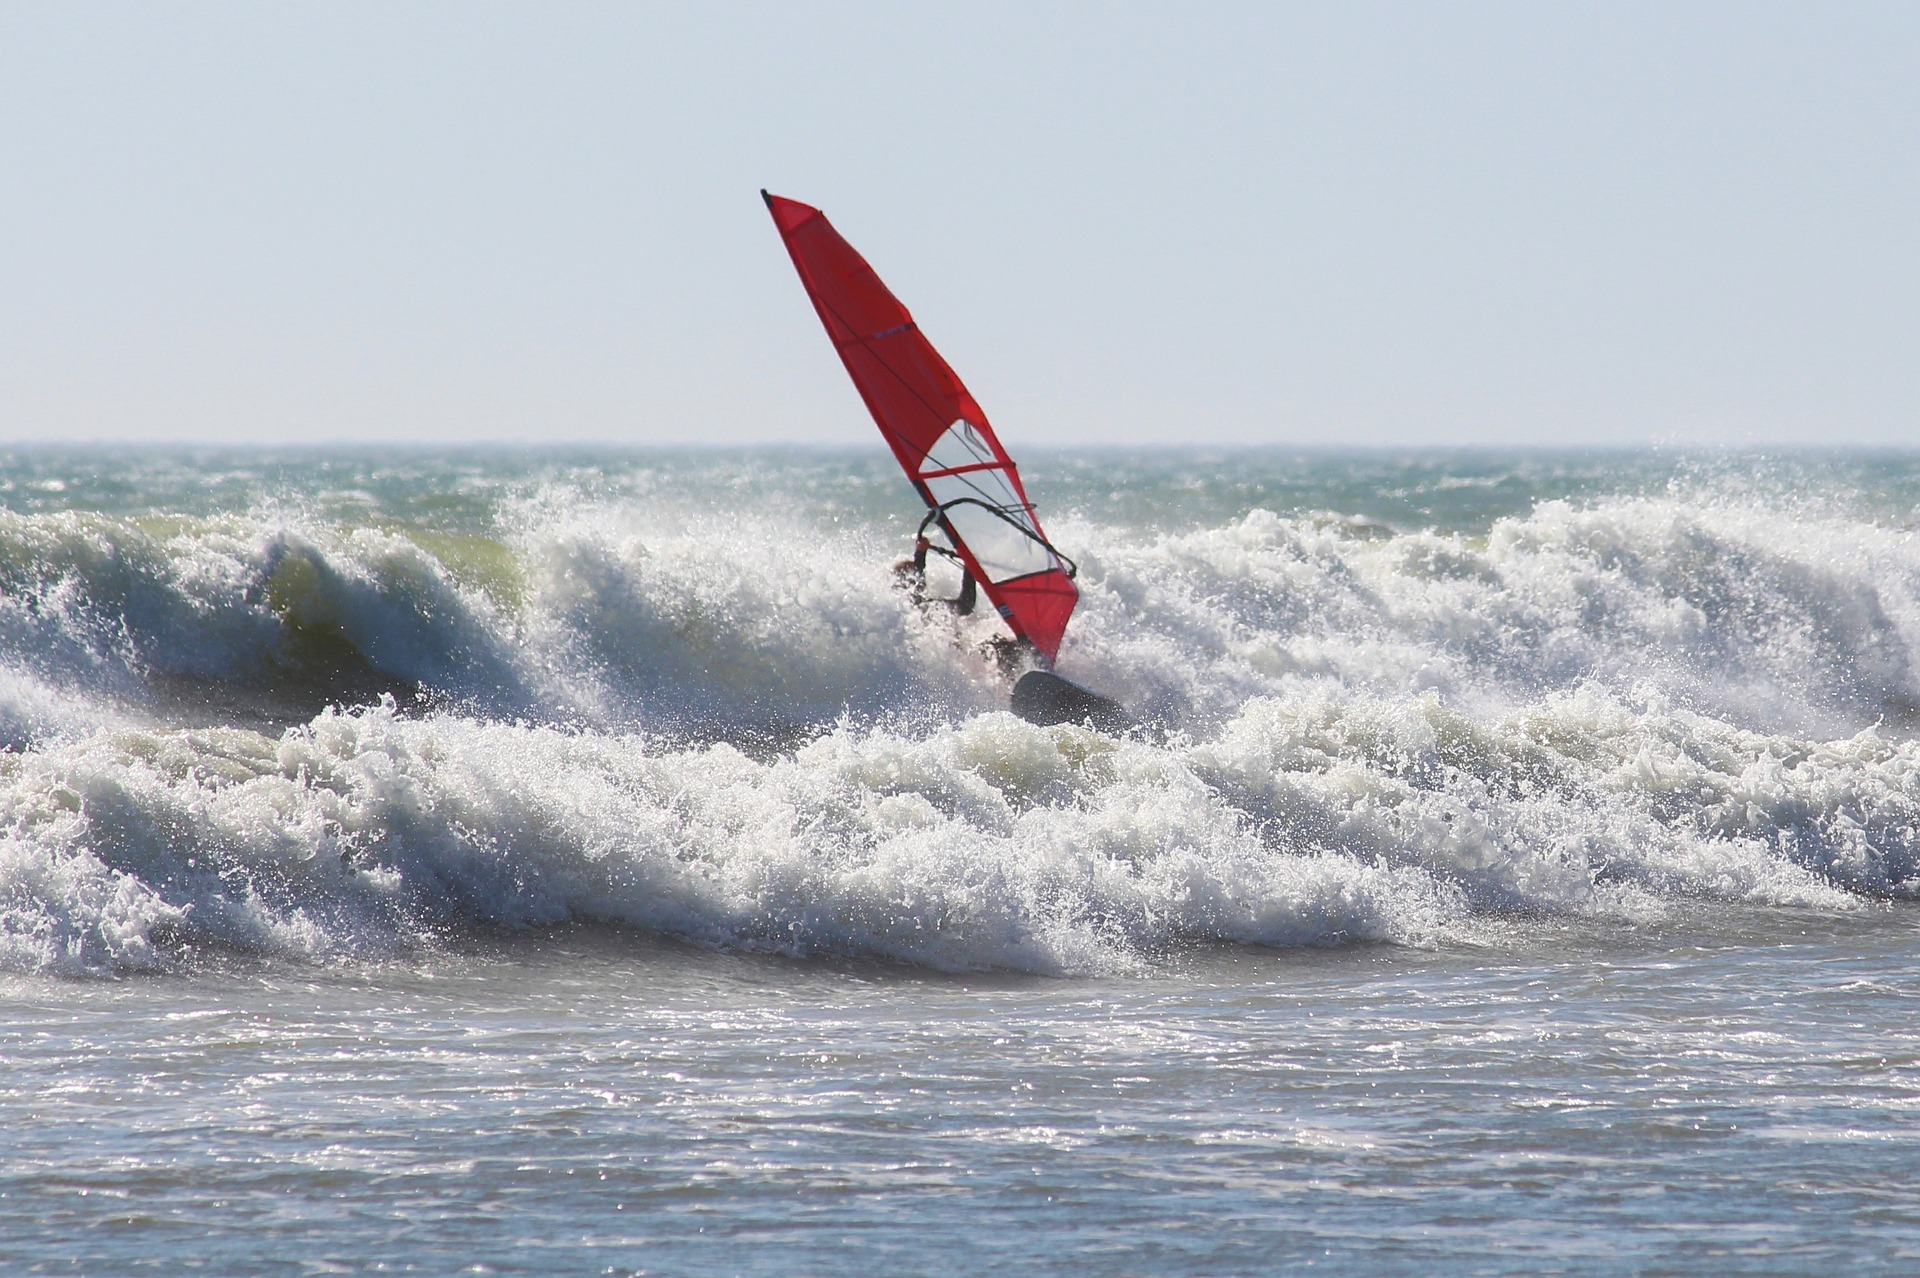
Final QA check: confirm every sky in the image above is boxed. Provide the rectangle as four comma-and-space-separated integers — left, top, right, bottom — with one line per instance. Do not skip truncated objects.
1, 1, 1915, 449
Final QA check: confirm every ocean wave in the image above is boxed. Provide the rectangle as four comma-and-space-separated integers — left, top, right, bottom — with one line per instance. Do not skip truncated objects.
2, 684, 1911, 977
1058, 491, 1920, 736
2, 483, 1915, 740
1, 474, 1918, 974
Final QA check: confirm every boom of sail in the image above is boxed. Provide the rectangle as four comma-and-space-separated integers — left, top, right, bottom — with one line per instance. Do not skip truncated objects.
763, 191, 1079, 665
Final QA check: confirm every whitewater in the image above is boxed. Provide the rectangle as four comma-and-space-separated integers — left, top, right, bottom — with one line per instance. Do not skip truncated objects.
5, 446, 1920, 1273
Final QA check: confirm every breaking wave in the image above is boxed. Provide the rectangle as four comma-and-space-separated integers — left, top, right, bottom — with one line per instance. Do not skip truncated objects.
3, 458, 1919, 975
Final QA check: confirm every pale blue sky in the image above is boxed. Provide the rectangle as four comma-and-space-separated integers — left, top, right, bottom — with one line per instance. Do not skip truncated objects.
2, 2, 1914, 447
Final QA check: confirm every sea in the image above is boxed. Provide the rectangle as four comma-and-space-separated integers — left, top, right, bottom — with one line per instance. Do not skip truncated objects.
3, 445, 1919, 1275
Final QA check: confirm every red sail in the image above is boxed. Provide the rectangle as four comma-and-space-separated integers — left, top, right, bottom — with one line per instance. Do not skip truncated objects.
763, 192, 1078, 664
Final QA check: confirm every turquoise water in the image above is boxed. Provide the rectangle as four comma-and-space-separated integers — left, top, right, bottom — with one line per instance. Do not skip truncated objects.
3, 448, 1920, 1272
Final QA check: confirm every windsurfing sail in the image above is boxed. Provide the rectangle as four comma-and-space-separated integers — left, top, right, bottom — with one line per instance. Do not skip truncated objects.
763, 191, 1079, 665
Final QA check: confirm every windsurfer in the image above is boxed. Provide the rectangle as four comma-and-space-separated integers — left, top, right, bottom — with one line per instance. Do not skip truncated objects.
893, 534, 976, 615
893, 536, 1031, 677
765, 190, 1122, 727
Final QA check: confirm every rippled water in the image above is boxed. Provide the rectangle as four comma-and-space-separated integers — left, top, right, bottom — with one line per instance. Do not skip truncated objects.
8, 913, 1920, 1275
3, 446, 1919, 1271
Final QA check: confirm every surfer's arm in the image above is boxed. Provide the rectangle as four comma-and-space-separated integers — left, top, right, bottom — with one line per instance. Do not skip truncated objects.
953, 570, 976, 615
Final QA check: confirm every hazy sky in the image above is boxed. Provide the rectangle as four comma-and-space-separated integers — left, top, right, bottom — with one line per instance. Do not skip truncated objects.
2, 2, 1915, 448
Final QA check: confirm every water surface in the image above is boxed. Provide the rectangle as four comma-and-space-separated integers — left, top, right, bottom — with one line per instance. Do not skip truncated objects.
4, 447, 1919, 1272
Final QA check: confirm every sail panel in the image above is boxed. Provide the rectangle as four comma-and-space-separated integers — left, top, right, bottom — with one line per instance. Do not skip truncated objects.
920, 419, 999, 473
925, 484, 1056, 583
765, 191, 1078, 662
916, 419, 1055, 581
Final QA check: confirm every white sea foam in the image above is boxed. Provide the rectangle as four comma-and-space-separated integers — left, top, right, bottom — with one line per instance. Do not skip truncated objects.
1054, 493, 1920, 736
0, 678, 1908, 976
0, 705, 1464, 975
0, 475, 1916, 973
